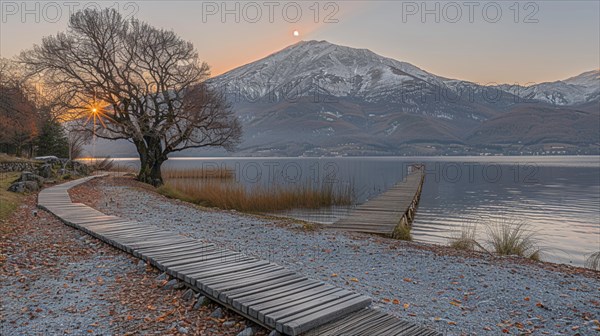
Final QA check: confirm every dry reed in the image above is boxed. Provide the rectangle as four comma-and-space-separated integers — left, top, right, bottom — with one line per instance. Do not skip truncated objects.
159, 179, 354, 213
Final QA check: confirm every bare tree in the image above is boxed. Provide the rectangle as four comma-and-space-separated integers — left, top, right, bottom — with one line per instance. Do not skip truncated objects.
65, 124, 92, 160
20, 9, 241, 185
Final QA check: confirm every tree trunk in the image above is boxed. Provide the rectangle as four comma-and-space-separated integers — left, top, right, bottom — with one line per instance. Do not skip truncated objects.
135, 138, 166, 187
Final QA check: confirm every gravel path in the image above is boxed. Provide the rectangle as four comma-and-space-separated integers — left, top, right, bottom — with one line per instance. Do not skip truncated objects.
79, 177, 600, 336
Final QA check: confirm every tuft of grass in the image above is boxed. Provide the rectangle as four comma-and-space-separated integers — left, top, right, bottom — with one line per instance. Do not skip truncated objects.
486, 220, 540, 260
0, 172, 23, 221
163, 167, 234, 180
159, 179, 354, 213
585, 251, 600, 271
392, 222, 412, 241
449, 224, 478, 251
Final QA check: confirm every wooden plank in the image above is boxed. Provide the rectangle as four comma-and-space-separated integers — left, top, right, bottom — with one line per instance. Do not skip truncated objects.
277, 295, 373, 335
264, 289, 356, 326
209, 269, 296, 300
252, 286, 343, 321
229, 279, 320, 311
220, 274, 307, 304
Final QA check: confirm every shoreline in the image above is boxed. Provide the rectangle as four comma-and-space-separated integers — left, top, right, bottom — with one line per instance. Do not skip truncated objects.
70, 176, 600, 335
83, 176, 598, 278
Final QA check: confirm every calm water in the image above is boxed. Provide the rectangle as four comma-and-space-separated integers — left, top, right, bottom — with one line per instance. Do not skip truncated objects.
111, 156, 600, 266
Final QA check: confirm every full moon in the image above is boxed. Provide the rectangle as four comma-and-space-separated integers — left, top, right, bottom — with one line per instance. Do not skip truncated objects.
293, 30, 300, 37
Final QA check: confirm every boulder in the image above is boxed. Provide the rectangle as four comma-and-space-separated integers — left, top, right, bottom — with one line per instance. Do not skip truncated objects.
35, 156, 61, 165
20, 171, 44, 187
8, 180, 39, 193
71, 161, 90, 175
8, 182, 25, 193
37, 164, 53, 178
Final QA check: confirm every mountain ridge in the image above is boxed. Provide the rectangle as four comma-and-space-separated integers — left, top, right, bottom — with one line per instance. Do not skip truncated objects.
89, 40, 599, 157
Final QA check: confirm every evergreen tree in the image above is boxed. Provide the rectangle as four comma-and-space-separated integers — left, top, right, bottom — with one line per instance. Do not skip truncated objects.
36, 118, 69, 158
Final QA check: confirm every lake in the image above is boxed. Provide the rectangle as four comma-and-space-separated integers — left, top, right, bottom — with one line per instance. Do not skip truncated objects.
109, 156, 600, 267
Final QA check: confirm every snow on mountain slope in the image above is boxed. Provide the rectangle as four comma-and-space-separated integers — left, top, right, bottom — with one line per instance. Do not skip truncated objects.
211, 40, 446, 103
498, 70, 599, 106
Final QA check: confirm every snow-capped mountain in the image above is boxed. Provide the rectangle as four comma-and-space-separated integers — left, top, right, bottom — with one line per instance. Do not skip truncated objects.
210, 41, 516, 132
497, 70, 600, 106
205, 41, 599, 156
212, 40, 445, 103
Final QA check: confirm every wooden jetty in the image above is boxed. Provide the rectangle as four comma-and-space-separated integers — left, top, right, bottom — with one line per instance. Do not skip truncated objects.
328, 165, 425, 238
37, 175, 439, 336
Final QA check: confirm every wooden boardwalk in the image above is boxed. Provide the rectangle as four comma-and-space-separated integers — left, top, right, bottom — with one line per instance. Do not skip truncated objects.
328, 166, 425, 237
37, 175, 439, 336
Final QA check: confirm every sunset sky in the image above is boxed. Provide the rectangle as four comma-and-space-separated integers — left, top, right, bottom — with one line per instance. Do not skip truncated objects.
1, 1, 598, 84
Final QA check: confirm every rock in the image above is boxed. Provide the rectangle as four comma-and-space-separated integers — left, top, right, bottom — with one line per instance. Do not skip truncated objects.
34, 155, 59, 162
223, 321, 236, 328
173, 281, 186, 290
210, 307, 223, 318
136, 260, 146, 271
68, 160, 90, 175
163, 279, 179, 289
193, 296, 206, 309
156, 272, 168, 281
178, 327, 188, 334
237, 327, 255, 336
267, 330, 282, 336
0, 161, 37, 172
8, 181, 39, 193
8, 182, 25, 193
20, 171, 45, 186
182, 289, 195, 301
37, 164, 53, 178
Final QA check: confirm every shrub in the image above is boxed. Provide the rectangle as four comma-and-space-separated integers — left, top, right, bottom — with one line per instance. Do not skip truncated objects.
449, 224, 478, 251
392, 221, 412, 241
486, 219, 540, 260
